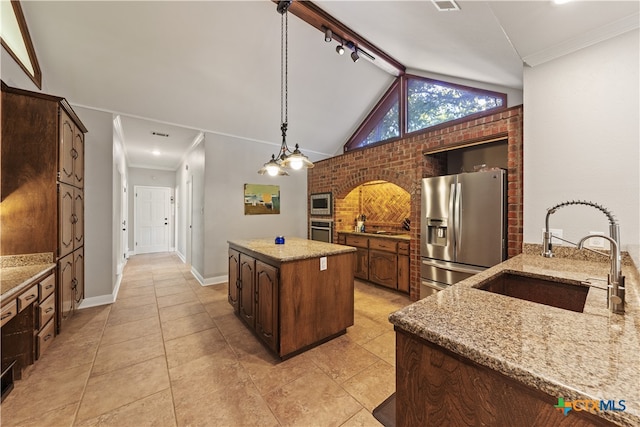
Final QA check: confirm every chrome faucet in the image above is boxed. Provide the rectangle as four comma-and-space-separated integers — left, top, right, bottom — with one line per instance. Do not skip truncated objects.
577, 235, 625, 314
542, 200, 620, 258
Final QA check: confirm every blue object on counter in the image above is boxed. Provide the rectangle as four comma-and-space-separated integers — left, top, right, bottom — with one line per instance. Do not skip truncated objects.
275, 236, 285, 244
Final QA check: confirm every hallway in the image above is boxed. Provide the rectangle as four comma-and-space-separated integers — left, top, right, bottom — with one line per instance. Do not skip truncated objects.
1, 252, 411, 426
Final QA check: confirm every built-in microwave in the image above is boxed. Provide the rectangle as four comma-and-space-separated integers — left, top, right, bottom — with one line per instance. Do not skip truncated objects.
310, 192, 332, 216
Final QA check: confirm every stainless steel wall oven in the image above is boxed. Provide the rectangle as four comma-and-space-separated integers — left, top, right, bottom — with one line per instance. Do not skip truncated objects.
310, 219, 333, 243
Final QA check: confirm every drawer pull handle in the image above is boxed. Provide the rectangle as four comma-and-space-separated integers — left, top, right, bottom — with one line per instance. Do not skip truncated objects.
45, 307, 54, 314
43, 334, 53, 342
1, 312, 13, 320
45, 284, 54, 290
25, 295, 36, 301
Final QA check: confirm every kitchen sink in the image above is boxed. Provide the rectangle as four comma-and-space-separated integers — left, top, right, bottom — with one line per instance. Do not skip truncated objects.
474, 272, 589, 313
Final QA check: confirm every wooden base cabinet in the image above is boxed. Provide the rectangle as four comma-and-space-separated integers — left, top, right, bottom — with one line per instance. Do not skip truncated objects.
58, 248, 84, 324
228, 244, 354, 358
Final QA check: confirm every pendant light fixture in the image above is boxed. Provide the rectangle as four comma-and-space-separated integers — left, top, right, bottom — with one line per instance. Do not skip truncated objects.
258, 1, 314, 177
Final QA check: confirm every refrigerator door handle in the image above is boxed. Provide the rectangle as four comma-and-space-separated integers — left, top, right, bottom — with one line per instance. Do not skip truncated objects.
454, 182, 462, 254
449, 183, 457, 252
421, 259, 485, 275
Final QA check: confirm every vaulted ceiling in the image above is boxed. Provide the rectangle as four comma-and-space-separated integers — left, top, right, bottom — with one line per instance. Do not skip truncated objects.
13, 1, 639, 170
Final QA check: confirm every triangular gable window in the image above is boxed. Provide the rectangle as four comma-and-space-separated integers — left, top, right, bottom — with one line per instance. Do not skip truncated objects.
345, 75, 506, 152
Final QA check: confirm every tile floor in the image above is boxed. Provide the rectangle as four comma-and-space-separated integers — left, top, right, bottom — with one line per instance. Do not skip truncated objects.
1, 252, 411, 426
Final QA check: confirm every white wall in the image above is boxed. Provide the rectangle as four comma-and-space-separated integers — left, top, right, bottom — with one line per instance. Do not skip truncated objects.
523, 29, 639, 266
127, 167, 177, 252
73, 107, 117, 299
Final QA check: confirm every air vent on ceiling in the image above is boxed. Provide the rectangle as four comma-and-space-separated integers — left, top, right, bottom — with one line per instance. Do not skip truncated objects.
432, 0, 460, 11
152, 131, 169, 137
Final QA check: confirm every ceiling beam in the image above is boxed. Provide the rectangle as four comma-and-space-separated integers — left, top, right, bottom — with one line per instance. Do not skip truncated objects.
272, 0, 406, 76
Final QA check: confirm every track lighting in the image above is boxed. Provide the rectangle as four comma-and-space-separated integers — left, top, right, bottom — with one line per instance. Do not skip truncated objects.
336, 44, 344, 55
324, 27, 332, 43
351, 49, 359, 63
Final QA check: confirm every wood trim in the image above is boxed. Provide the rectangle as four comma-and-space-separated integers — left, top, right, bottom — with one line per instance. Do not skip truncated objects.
423, 133, 509, 155
271, 0, 405, 75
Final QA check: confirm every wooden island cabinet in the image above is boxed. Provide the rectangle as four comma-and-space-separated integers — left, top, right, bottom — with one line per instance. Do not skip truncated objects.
228, 237, 356, 358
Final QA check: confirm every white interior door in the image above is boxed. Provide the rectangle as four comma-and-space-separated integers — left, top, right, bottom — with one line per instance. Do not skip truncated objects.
186, 179, 193, 265
135, 186, 171, 254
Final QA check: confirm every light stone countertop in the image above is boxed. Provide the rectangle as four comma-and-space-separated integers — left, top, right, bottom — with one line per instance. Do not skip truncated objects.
1, 253, 55, 301
338, 231, 411, 241
228, 237, 356, 263
390, 253, 640, 426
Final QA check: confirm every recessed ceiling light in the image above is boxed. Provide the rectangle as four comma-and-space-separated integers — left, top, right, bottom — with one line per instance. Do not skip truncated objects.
152, 150, 161, 156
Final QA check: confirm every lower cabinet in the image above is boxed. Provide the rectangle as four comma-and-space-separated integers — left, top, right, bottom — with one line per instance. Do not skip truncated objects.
369, 250, 397, 288
255, 261, 279, 352
58, 247, 84, 328
228, 249, 240, 311
238, 253, 256, 327
354, 248, 369, 280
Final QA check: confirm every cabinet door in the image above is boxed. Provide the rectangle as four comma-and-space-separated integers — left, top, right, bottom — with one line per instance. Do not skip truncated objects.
73, 189, 84, 249
255, 261, 279, 352
58, 252, 74, 323
398, 254, 410, 293
369, 250, 397, 289
58, 183, 74, 257
59, 111, 75, 185
228, 249, 240, 312
73, 128, 84, 188
73, 248, 84, 306
354, 248, 369, 280
238, 254, 255, 327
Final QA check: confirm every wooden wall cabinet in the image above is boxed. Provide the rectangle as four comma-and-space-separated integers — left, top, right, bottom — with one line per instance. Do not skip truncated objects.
1, 82, 87, 331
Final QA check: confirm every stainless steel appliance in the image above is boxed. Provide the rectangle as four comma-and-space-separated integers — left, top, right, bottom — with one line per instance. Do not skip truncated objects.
420, 170, 506, 298
310, 193, 332, 216
310, 218, 333, 243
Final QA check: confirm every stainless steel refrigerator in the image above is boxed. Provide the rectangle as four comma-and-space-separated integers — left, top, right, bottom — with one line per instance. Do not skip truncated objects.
420, 170, 506, 298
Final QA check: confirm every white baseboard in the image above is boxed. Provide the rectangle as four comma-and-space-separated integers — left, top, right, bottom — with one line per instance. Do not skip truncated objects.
175, 251, 186, 263
78, 273, 122, 309
190, 267, 228, 287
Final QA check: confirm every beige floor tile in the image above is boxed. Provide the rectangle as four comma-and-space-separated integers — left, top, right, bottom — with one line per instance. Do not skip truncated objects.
164, 327, 228, 369
361, 330, 396, 366
240, 350, 313, 395
75, 389, 176, 427
224, 325, 272, 359
156, 290, 198, 308
76, 357, 170, 423
100, 315, 161, 347
62, 305, 111, 343
265, 368, 362, 427
111, 293, 157, 309
347, 312, 389, 345
212, 311, 247, 337
158, 300, 205, 322
0, 363, 92, 423
92, 333, 165, 376
160, 311, 215, 341
341, 408, 385, 426
341, 360, 396, 412
106, 303, 158, 326
1, 402, 79, 427
117, 284, 156, 300
203, 298, 234, 319
154, 283, 191, 297
169, 347, 241, 397
119, 277, 154, 289
153, 276, 188, 288
26, 335, 100, 375
306, 335, 381, 383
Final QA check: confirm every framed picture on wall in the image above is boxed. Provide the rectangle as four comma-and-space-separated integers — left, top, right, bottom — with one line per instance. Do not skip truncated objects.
244, 184, 280, 215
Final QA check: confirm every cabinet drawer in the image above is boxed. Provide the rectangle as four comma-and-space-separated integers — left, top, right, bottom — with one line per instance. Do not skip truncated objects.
398, 241, 410, 255
38, 294, 56, 329
1, 300, 18, 327
345, 235, 368, 249
17, 285, 39, 312
370, 238, 397, 253
37, 319, 55, 360
39, 274, 55, 302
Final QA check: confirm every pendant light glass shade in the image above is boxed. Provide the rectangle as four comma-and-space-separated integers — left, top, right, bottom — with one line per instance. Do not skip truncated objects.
258, 3, 314, 176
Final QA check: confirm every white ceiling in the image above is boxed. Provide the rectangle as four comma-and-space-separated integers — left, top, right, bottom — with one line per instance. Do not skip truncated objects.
15, 0, 639, 170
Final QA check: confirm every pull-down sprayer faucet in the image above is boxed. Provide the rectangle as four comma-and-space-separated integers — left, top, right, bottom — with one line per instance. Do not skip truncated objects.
541, 200, 624, 314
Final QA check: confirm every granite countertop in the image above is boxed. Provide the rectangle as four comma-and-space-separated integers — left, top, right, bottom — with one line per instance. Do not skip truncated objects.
228, 237, 356, 263
390, 253, 639, 426
338, 231, 411, 241
1, 253, 56, 301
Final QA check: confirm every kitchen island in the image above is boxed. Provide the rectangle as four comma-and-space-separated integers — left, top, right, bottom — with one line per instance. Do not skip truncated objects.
390, 247, 639, 426
228, 237, 356, 358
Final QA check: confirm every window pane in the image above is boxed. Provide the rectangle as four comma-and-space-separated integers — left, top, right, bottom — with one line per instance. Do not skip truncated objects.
361, 94, 399, 147
407, 78, 503, 133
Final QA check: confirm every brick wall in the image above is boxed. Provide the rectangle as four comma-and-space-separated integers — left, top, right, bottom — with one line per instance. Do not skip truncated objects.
308, 106, 524, 300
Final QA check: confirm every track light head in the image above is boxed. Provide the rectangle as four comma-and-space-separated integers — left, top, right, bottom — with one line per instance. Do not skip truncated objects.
351, 49, 360, 63
324, 27, 332, 43
336, 44, 344, 55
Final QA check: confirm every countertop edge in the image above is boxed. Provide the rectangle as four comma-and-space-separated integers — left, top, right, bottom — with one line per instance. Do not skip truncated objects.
1, 263, 56, 302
